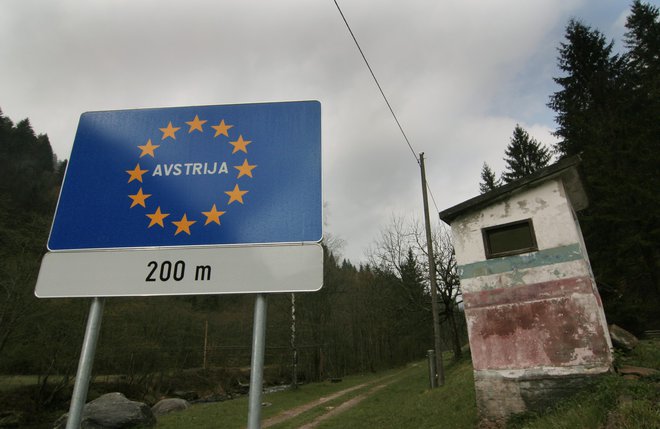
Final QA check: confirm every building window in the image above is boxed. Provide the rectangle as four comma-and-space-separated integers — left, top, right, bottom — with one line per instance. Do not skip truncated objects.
482, 219, 538, 259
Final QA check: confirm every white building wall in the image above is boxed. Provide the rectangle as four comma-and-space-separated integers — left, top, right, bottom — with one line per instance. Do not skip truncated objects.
452, 179, 581, 266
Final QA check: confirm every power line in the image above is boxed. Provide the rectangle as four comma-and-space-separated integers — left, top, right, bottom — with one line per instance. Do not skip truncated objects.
332, 0, 418, 164
332, 0, 441, 213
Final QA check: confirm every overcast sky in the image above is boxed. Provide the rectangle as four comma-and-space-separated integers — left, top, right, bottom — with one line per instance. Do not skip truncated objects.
1, 0, 634, 264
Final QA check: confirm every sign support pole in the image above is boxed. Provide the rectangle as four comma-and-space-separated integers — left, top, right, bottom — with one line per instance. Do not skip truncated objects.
66, 297, 105, 429
247, 293, 268, 429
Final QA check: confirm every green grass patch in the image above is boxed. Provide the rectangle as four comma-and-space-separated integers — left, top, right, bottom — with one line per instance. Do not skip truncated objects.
0, 375, 39, 391
155, 367, 405, 429
617, 338, 660, 369
309, 357, 477, 429
157, 354, 478, 429
508, 339, 660, 429
149, 340, 660, 429
507, 375, 660, 429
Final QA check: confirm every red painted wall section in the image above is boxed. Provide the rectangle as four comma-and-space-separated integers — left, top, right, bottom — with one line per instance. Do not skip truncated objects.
465, 276, 611, 371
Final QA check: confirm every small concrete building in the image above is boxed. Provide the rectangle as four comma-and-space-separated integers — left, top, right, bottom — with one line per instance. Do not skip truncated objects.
439, 156, 611, 426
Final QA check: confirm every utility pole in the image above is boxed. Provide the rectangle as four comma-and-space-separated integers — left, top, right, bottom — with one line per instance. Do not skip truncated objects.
419, 153, 445, 386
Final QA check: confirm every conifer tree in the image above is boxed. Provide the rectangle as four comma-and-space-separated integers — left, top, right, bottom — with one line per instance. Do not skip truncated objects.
501, 125, 551, 184
478, 162, 500, 194
548, 20, 625, 157
548, 4, 659, 331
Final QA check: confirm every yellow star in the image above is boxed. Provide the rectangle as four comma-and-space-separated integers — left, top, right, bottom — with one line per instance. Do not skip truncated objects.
160, 121, 180, 140
186, 115, 207, 133
172, 213, 196, 235
229, 135, 251, 154
225, 184, 248, 204
128, 188, 151, 208
234, 159, 257, 178
211, 119, 233, 137
126, 163, 149, 183
138, 139, 160, 158
202, 204, 226, 225
146, 207, 169, 228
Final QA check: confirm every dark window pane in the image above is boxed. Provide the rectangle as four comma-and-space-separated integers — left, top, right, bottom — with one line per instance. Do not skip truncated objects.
483, 220, 537, 258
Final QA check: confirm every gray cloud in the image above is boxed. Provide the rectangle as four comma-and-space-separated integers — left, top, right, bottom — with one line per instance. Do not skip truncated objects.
1, 0, 629, 263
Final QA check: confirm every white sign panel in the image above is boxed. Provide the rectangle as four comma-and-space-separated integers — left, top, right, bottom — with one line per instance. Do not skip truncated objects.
36, 244, 323, 298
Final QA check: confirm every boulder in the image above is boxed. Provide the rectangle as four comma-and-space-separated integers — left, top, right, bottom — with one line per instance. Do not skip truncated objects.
170, 390, 199, 401
151, 398, 190, 416
609, 324, 639, 351
54, 392, 156, 428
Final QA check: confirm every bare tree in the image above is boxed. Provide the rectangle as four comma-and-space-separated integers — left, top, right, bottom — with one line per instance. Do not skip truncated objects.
415, 225, 463, 360
369, 215, 464, 361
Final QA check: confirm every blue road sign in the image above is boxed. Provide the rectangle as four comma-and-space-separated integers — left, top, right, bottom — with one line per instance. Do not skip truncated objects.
48, 101, 322, 250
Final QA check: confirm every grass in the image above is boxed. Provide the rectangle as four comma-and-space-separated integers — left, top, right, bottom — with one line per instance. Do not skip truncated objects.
5, 340, 656, 428
155, 354, 476, 429
156, 341, 659, 429
305, 359, 477, 429
155, 365, 415, 429
508, 339, 660, 429
0, 375, 40, 391
507, 375, 660, 429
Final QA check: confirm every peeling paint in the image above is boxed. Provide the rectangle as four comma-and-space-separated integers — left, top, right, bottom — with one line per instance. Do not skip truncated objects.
458, 243, 584, 279
460, 259, 590, 294
534, 197, 549, 211
468, 288, 610, 370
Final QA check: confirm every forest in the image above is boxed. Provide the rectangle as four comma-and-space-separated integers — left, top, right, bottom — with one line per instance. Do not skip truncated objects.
0, 0, 658, 422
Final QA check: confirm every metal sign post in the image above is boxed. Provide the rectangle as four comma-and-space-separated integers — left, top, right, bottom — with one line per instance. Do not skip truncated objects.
65, 297, 105, 429
247, 294, 268, 429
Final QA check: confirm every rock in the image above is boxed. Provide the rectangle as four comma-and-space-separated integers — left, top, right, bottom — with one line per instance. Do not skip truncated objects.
617, 365, 659, 378
171, 390, 199, 401
54, 392, 156, 428
151, 398, 190, 416
609, 324, 639, 351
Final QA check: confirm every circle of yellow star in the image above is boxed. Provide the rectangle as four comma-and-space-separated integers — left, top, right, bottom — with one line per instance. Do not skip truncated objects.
160, 121, 180, 140
126, 163, 149, 183
225, 184, 248, 204
234, 159, 257, 178
229, 135, 251, 154
172, 213, 196, 235
138, 139, 160, 158
186, 115, 207, 133
146, 206, 169, 228
211, 119, 233, 137
202, 204, 226, 225
128, 188, 152, 208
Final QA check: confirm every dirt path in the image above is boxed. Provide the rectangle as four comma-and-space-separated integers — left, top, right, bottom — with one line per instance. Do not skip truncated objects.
296, 382, 389, 429
262, 365, 416, 429
261, 383, 369, 428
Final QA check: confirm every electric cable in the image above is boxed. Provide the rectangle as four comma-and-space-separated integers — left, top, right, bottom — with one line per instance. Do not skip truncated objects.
332, 0, 441, 213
